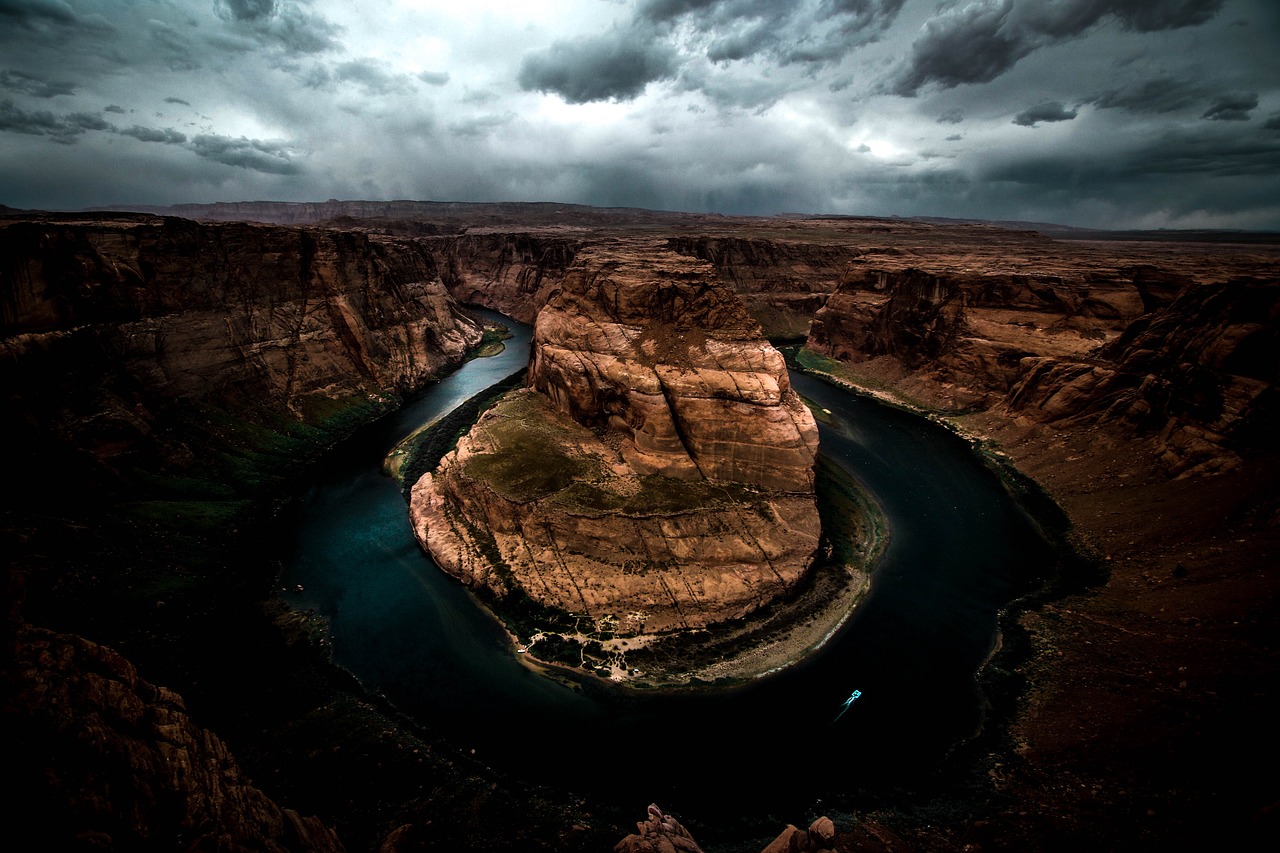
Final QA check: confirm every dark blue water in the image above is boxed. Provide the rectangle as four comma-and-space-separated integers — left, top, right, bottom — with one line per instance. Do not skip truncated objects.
285, 312, 1055, 824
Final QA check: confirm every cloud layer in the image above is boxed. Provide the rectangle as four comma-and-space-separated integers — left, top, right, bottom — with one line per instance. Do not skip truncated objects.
0, 0, 1277, 229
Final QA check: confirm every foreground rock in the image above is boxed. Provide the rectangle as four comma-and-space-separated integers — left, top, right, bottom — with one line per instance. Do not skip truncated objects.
6, 620, 346, 851
413, 244, 820, 648
614, 804, 705, 853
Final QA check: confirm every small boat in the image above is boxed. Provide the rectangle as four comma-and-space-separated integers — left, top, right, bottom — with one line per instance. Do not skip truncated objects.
833, 688, 863, 723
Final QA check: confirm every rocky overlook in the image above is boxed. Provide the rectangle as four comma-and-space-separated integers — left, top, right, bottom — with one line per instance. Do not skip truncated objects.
412, 244, 821, 642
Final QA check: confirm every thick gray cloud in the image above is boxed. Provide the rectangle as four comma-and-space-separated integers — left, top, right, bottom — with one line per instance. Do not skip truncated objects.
1013, 101, 1079, 126
1091, 76, 1212, 113
120, 125, 187, 144
638, 0, 906, 66
892, 0, 1229, 96
0, 0, 79, 28
0, 1, 1276, 230
518, 28, 677, 103
0, 98, 82, 142
1201, 92, 1258, 121
188, 133, 301, 175
217, 0, 277, 22
0, 69, 74, 97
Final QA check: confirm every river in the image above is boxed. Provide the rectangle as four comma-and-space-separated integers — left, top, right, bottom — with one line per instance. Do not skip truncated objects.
284, 309, 1055, 828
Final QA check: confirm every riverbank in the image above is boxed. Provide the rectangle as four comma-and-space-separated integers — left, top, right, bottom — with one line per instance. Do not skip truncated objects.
786, 349, 1280, 851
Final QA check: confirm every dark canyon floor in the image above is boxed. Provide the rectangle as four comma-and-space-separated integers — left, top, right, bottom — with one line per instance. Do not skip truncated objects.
3, 201, 1278, 852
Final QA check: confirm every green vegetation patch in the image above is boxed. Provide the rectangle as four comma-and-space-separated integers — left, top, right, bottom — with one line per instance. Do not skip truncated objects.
463, 325, 511, 361
460, 392, 597, 501
464, 435, 589, 501
395, 370, 527, 495
794, 346, 847, 376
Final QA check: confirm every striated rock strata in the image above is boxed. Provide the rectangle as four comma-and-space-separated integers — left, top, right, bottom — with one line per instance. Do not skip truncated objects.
412, 246, 820, 636
1, 213, 484, 482
999, 277, 1279, 475
806, 266, 1145, 409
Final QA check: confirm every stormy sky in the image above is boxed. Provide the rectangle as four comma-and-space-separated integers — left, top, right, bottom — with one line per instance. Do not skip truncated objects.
2, 0, 1278, 229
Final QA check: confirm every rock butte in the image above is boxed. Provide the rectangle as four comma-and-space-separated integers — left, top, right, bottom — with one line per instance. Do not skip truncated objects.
411, 245, 821, 634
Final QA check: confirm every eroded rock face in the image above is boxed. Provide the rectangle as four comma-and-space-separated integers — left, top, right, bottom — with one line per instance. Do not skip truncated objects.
413, 246, 820, 635
0, 213, 484, 480
807, 267, 1147, 407
7, 621, 346, 852
1001, 278, 1280, 475
614, 804, 705, 853
433, 233, 579, 324
530, 247, 819, 491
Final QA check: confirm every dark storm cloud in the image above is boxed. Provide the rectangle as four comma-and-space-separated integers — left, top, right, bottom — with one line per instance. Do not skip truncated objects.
890, 0, 1021, 95
215, 1, 343, 56
1090, 76, 1211, 113
164, 97, 191, 106
640, 0, 906, 66
518, 28, 677, 103
103, 104, 125, 114
0, 0, 78, 28
987, 125, 1280, 189
260, 5, 342, 55
891, 0, 1228, 96
188, 133, 301, 175
0, 99, 72, 139
67, 111, 110, 131
1013, 101, 1078, 126
120, 125, 187, 144
0, 98, 112, 142
1265, 114, 1280, 131
937, 108, 964, 124
0, 69, 74, 98
149, 19, 201, 72
1201, 91, 1258, 121
217, 0, 277, 22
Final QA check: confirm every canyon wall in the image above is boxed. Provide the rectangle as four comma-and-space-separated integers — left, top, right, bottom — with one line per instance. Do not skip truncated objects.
1, 213, 483, 487
806, 267, 1144, 408
804, 265, 1278, 474
431, 233, 579, 323
412, 244, 820, 635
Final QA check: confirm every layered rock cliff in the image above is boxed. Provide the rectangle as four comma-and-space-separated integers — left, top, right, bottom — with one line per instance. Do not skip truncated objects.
1, 213, 483, 488
412, 245, 820, 640
1000, 277, 1279, 475
432, 233, 579, 323
805, 266, 1146, 408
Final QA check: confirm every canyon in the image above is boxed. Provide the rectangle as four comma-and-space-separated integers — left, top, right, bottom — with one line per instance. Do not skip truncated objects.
3, 203, 1277, 851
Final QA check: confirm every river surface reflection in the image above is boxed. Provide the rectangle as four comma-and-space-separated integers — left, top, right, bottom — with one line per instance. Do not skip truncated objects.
284, 310, 1055, 824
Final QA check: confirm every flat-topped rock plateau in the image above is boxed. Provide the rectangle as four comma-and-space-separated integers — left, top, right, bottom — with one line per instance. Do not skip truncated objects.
411, 244, 823, 657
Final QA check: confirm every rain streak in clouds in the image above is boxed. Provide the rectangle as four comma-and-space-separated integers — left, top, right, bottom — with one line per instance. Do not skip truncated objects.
1, 0, 1278, 229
